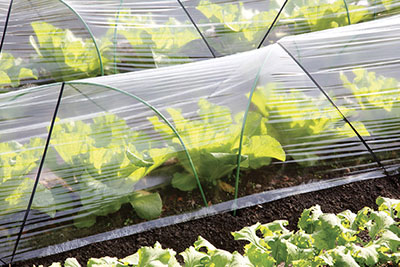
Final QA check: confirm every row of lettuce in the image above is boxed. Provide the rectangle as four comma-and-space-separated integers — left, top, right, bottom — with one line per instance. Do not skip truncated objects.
34, 197, 400, 267
1, 0, 399, 91
0, 68, 398, 229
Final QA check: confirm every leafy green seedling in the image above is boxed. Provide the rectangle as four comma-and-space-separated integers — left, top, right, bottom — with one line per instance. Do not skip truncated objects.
35, 197, 400, 266
149, 99, 285, 191
0, 138, 55, 218
47, 113, 170, 227
340, 68, 400, 112
114, 12, 199, 68
285, 0, 370, 34
196, 0, 277, 53
0, 52, 37, 90
251, 83, 369, 166
232, 197, 400, 266
30, 21, 112, 81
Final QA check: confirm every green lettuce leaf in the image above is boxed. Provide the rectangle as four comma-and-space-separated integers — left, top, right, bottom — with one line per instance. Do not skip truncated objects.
149, 99, 284, 191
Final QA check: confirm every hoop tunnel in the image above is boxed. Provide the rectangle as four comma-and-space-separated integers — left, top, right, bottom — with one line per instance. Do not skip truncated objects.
4, 81, 213, 263
1, 0, 400, 91
234, 42, 387, 213
0, 1, 399, 264
278, 15, 400, 175
65, 81, 207, 206
57, 0, 104, 76
0, 83, 63, 262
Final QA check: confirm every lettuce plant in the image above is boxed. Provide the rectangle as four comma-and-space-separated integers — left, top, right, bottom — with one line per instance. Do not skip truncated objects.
29, 22, 112, 82
0, 52, 37, 91
233, 196, 400, 266
46, 113, 171, 228
284, 0, 370, 34
340, 69, 400, 163
114, 13, 200, 68
38, 196, 400, 267
196, 0, 277, 52
149, 99, 285, 191
340, 68, 400, 113
251, 83, 369, 165
0, 138, 55, 218
196, 0, 373, 51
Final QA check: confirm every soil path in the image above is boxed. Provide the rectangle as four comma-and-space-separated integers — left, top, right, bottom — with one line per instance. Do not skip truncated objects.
18, 175, 400, 266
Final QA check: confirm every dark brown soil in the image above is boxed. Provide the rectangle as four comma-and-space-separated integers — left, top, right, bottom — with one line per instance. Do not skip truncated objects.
16, 159, 364, 255
16, 174, 400, 267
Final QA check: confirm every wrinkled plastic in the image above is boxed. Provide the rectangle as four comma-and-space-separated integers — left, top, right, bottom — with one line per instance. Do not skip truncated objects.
280, 14, 400, 173
261, 0, 400, 45
0, 84, 60, 261
0, 2, 9, 41
1, 0, 400, 92
1, 13, 399, 262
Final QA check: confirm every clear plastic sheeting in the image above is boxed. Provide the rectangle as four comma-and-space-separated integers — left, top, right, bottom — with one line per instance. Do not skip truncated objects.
1, 0, 400, 92
0, 0, 213, 91
180, 0, 281, 55
62, 0, 214, 71
261, 0, 400, 45
251, 44, 381, 178
279, 14, 400, 174
0, 14, 397, 262
0, 84, 60, 261
1, 0, 101, 87
0, 7, 400, 263
0, 1, 10, 43
11, 48, 271, 260
16, 84, 182, 258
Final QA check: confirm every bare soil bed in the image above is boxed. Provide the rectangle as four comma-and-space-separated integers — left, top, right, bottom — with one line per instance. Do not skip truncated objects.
16, 174, 400, 267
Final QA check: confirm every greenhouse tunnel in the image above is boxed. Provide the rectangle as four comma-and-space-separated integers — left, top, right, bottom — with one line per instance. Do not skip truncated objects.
1, 0, 400, 264
1, 0, 400, 90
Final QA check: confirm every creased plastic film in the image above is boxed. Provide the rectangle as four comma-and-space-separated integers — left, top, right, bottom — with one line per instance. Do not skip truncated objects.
0, 9, 397, 264
0, 84, 61, 261
279, 14, 400, 174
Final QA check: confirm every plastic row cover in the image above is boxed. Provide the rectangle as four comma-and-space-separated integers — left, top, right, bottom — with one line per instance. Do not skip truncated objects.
1, 14, 399, 263
280, 14, 400, 174
1, 0, 400, 92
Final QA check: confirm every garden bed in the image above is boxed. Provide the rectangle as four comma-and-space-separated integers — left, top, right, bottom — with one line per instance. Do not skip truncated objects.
17, 174, 400, 266
9, 157, 380, 260
1, 10, 400, 267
